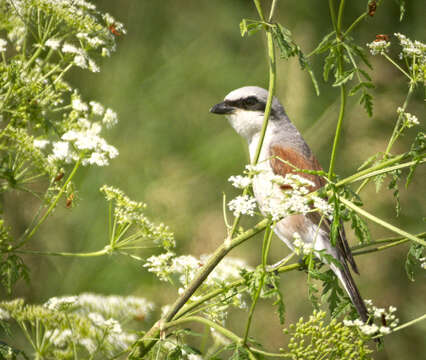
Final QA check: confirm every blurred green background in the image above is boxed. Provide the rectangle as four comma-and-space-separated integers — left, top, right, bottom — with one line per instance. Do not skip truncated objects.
5, 0, 425, 358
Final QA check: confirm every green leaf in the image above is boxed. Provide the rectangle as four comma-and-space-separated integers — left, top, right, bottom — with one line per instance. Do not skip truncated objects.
323, 48, 337, 82
263, 272, 286, 324
239, 19, 262, 37
348, 81, 374, 96
0, 255, 30, 294
357, 153, 379, 171
271, 23, 295, 60
350, 210, 371, 244
352, 45, 373, 70
309, 31, 336, 56
405, 242, 424, 281
358, 68, 372, 81
359, 89, 373, 117
332, 70, 355, 87
398, 0, 406, 21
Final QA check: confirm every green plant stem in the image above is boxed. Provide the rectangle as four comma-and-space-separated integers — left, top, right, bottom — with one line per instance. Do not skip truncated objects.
391, 313, 426, 333
164, 316, 258, 359
340, 197, 426, 247
335, 153, 407, 187
327, 0, 347, 179
268, 0, 279, 21
242, 227, 273, 345
328, 0, 337, 32
343, 12, 367, 38
383, 53, 412, 80
385, 82, 415, 155
351, 232, 425, 251
340, 158, 424, 186
352, 238, 409, 256
22, 158, 81, 244
252, 28, 276, 165
13, 248, 110, 257
336, 0, 346, 34
253, 0, 265, 21
328, 83, 346, 178
128, 218, 269, 358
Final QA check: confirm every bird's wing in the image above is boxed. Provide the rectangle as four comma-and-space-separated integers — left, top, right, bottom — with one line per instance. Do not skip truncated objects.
269, 144, 359, 274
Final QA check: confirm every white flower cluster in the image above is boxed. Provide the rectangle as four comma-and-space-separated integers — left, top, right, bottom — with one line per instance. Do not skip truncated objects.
45, 296, 78, 311
41, 292, 154, 356
45, 37, 61, 50
420, 257, 426, 270
144, 252, 252, 288
394, 33, 426, 62
228, 164, 332, 221
292, 232, 313, 256
144, 252, 250, 323
228, 194, 257, 216
228, 175, 252, 189
344, 300, 399, 336
0, 308, 10, 320
260, 172, 330, 221
48, 117, 118, 166
397, 107, 420, 128
367, 39, 390, 56
0, 38, 7, 52
76, 293, 155, 322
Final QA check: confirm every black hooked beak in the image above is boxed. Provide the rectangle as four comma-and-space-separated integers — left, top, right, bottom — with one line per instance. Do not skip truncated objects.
210, 101, 234, 115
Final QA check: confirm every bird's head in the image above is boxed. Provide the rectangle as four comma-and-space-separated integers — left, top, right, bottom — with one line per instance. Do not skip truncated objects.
210, 86, 286, 142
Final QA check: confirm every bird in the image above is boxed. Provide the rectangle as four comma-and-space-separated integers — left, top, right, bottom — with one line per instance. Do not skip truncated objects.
210, 86, 369, 323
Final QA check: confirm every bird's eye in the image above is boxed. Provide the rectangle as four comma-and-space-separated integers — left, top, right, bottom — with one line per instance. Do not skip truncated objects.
243, 96, 257, 107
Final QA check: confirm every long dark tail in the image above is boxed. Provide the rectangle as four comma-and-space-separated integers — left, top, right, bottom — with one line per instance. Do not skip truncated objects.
331, 262, 369, 322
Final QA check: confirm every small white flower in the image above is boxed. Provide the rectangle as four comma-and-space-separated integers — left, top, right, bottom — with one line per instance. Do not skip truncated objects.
0, 308, 10, 320
45, 296, 77, 311
379, 326, 391, 335
45, 38, 61, 50
74, 54, 87, 69
46, 329, 72, 347
90, 101, 105, 116
367, 39, 390, 56
228, 175, 252, 189
48, 141, 76, 164
62, 43, 79, 54
34, 139, 49, 149
102, 47, 111, 57
72, 98, 89, 112
88, 58, 100, 73
228, 195, 257, 216
79, 338, 96, 354
103, 108, 118, 128
0, 38, 7, 52
359, 323, 378, 335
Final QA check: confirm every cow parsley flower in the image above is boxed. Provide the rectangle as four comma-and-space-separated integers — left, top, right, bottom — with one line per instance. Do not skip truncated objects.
72, 97, 89, 112
33, 139, 49, 149
367, 39, 390, 55
397, 107, 420, 127
45, 296, 78, 311
74, 54, 87, 69
0, 308, 10, 320
45, 38, 61, 50
228, 194, 257, 216
228, 175, 252, 189
90, 101, 105, 116
103, 108, 118, 128
62, 42, 79, 54
48, 141, 77, 164
0, 38, 7, 52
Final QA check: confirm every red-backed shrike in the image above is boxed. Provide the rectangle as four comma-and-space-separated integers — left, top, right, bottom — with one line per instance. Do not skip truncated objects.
210, 86, 369, 322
